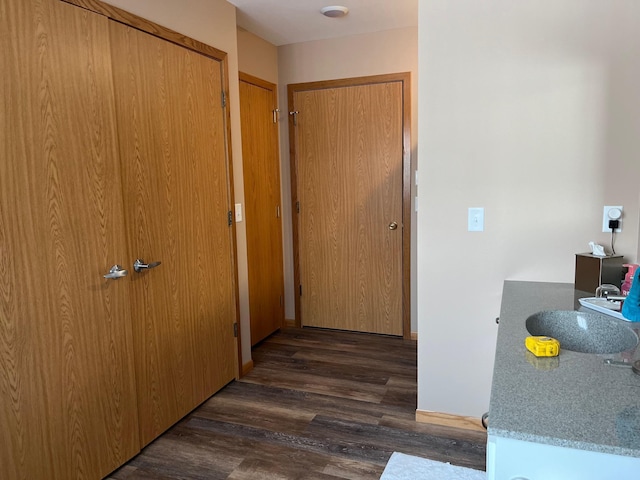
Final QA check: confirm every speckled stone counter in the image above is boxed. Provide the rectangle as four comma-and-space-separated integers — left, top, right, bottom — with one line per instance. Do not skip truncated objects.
488, 281, 640, 458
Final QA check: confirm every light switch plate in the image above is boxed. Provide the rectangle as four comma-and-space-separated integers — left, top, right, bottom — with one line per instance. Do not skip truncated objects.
602, 206, 622, 233
468, 207, 484, 232
235, 203, 243, 222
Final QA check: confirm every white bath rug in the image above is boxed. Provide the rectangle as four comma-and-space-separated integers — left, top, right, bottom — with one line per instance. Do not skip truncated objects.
380, 452, 486, 480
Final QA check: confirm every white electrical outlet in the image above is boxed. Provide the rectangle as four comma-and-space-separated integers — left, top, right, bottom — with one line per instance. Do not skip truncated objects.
468, 207, 484, 232
602, 206, 622, 233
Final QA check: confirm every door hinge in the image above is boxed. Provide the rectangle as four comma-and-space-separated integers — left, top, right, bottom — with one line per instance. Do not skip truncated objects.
299, 284, 302, 296
296, 201, 300, 213
273, 108, 279, 124
228, 210, 233, 226
233, 323, 238, 337
221, 91, 227, 108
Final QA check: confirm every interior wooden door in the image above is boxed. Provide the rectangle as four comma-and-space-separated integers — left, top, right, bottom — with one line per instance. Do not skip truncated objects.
109, 22, 237, 446
239, 74, 285, 345
293, 81, 404, 335
0, 0, 140, 478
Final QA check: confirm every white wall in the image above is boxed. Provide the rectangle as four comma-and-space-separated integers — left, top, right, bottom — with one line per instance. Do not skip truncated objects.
278, 27, 419, 330
637, 192, 640, 260
418, 0, 640, 417
237, 28, 278, 85
101, 0, 253, 366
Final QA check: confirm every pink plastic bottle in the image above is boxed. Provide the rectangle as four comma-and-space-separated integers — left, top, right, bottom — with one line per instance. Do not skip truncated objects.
622, 264, 639, 296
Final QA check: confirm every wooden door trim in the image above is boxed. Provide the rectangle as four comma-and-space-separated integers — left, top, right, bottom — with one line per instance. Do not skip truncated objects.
61, 0, 227, 61
288, 72, 412, 339
240, 72, 277, 92
221, 59, 243, 382
61, 0, 242, 377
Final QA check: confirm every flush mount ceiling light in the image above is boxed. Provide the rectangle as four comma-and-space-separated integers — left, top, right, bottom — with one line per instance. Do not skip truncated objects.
320, 6, 349, 18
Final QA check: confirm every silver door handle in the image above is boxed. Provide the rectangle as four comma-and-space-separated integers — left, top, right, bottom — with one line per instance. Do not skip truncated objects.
133, 258, 162, 273
389, 222, 398, 230
104, 264, 128, 279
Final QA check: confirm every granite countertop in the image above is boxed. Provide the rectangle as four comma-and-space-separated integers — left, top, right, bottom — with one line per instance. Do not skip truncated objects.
488, 281, 640, 458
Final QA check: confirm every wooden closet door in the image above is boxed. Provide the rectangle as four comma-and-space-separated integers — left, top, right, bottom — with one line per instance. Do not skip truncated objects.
294, 82, 404, 336
109, 22, 237, 446
0, 0, 139, 478
239, 74, 285, 345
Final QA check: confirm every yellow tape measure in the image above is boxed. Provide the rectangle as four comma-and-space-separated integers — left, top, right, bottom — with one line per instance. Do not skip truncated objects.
525, 336, 560, 357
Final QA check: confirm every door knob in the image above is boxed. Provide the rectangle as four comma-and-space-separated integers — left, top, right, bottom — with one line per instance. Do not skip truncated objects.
104, 265, 128, 279
133, 258, 162, 273
388, 222, 398, 231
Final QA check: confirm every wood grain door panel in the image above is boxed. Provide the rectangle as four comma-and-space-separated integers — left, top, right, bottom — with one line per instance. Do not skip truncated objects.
294, 82, 403, 335
0, 0, 139, 478
109, 22, 237, 447
239, 75, 285, 345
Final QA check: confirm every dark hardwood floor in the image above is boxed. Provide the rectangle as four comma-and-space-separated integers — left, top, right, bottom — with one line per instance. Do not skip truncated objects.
108, 328, 486, 479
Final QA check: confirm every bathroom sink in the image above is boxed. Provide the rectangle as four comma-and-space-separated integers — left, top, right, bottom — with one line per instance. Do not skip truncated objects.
526, 311, 638, 354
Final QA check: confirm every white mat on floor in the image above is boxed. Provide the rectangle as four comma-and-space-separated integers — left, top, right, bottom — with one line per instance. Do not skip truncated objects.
380, 452, 486, 480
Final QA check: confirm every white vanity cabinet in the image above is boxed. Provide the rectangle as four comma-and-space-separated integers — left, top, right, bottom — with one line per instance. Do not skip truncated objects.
487, 435, 640, 480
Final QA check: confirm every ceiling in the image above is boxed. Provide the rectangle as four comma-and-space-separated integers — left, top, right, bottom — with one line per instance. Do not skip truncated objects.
226, 0, 418, 47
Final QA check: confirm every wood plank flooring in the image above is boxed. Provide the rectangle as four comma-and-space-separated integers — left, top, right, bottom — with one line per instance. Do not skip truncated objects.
108, 328, 486, 479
